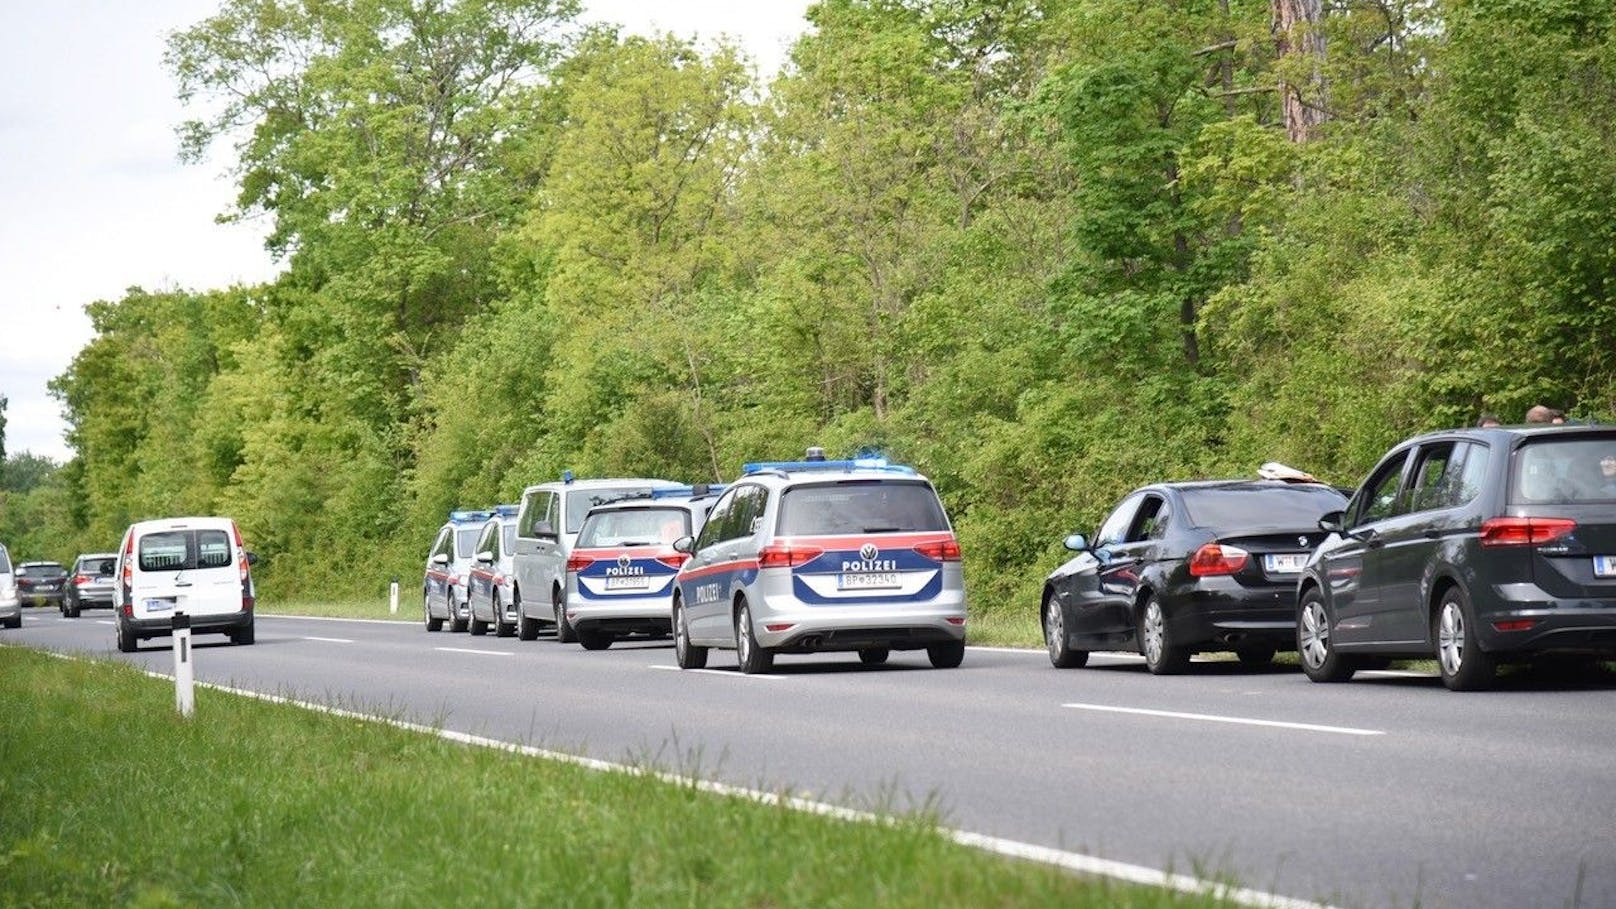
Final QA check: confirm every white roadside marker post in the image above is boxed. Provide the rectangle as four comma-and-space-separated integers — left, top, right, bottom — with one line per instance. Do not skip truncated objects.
389, 576, 399, 615
172, 612, 195, 718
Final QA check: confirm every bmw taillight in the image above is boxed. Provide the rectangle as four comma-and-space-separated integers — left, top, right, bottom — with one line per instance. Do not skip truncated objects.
1189, 543, 1250, 577
1480, 517, 1576, 547
656, 553, 690, 570
72, 574, 89, 586
565, 554, 595, 573
913, 538, 962, 562
757, 544, 823, 569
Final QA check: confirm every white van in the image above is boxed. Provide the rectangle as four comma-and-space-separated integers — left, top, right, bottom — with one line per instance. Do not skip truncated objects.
114, 517, 257, 652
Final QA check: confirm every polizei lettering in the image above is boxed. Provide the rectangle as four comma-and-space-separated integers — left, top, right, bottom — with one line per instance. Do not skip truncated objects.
841, 558, 898, 572
605, 565, 646, 577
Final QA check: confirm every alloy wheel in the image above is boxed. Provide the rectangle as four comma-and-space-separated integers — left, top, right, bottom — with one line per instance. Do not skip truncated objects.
1299, 600, 1330, 669
1438, 601, 1465, 677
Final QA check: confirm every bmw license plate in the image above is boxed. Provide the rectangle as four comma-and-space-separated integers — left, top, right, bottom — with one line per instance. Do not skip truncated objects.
1263, 554, 1307, 575
604, 576, 649, 591
838, 572, 900, 591
1594, 556, 1616, 578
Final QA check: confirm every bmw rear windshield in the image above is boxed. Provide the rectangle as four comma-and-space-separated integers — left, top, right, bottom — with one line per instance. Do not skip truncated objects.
577, 507, 690, 548
1180, 484, 1347, 530
18, 563, 65, 578
777, 480, 949, 536
1512, 435, 1616, 504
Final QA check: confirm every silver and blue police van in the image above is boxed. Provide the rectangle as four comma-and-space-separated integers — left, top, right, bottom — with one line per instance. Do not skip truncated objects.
671, 452, 968, 673
467, 505, 520, 637
563, 485, 726, 650
423, 509, 492, 632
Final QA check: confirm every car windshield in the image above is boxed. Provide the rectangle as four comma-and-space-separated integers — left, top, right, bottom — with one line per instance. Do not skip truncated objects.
79, 557, 116, 576
19, 564, 65, 578
454, 528, 481, 558
566, 487, 656, 534
1179, 484, 1347, 530
577, 508, 689, 548
1512, 436, 1616, 503
139, 531, 233, 572
777, 480, 949, 535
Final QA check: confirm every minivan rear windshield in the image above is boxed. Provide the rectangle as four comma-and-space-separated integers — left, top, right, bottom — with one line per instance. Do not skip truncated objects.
1180, 484, 1347, 530
578, 507, 690, 548
567, 487, 656, 534
777, 480, 949, 536
139, 530, 234, 572
1512, 436, 1616, 504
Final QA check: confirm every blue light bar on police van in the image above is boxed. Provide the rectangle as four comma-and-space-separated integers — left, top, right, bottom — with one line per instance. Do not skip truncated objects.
740, 458, 916, 475
493, 504, 520, 517
649, 483, 729, 500
449, 509, 495, 523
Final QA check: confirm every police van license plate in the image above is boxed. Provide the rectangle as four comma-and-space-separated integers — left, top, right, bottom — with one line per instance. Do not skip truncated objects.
838, 572, 900, 591
1263, 554, 1307, 575
605, 576, 649, 591
1594, 556, 1616, 578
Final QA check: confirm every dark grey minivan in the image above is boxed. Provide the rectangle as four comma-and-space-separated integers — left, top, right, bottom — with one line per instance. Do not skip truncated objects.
1298, 425, 1616, 690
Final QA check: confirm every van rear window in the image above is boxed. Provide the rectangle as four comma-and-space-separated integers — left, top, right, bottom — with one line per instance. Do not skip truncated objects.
140, 530, 233, 572
777, 481, 949, 536
1513, 436, 1616, 503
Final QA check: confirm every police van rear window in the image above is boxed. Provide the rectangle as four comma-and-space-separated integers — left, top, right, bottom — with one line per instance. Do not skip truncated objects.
578, 507, 690, 548
777, 481, 949, 536
139, 530, 233, 572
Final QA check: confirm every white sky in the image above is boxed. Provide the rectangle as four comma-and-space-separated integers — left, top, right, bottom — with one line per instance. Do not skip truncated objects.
0, 0, 810, 463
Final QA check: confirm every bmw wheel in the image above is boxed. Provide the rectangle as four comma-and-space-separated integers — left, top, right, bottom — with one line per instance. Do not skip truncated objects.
1436, 586, 1496, 692
1298, 588, 1356, 683
1140, 595, 1189, 675
1044, 597, 1089, 669
734, 601, 773, 674
673, 596, 707, 669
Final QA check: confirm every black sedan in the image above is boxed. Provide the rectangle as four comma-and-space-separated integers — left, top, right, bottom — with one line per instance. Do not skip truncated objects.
1042, 479, 1348, 673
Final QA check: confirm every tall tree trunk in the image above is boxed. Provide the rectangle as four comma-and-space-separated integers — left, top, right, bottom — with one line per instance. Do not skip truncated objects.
1272, 0, 1329, 143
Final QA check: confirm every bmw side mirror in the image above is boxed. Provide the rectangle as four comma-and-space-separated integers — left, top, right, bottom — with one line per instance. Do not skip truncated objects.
672, 535, 694, 554
1318, 511, 1345, 534
431, 553, 450, 567
1062, 533, 1090, 552
475, 550, 494, 565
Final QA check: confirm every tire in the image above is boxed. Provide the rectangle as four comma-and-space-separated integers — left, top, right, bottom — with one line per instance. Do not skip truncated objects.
448, 589, 468, 632
578, 628, 613, 651
1044, 598, 1089, 669
858, 647, 889, 665
3, 614, 19, 629
927, 640, 966, 669
67, 601, 81, 618
116, 622, 136, 653
494, 593, 515, 638
232, 621, 255, 646
553, 588, 576, 644
424, 590, 443, 632
1298, 588, 1356, 683
469, 596, 489, 636
1235, 644, 1277, 667
1140, 596, 1189, 675
1435, 586, 1496, 692
734, 601, 773, 674
674, 597, 707, 669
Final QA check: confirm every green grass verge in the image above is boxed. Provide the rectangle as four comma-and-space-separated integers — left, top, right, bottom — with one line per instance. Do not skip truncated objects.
264, 596, 413, 622
0, 647, 1249, 909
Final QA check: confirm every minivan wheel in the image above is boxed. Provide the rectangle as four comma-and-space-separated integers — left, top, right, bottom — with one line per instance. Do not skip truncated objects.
1298, 589, 1356, 683
674, 597, 707, 669
554, 588, 577, 644
578, 627, 613, 651
1044, 599, 1089, 669
858, 647, 889, 665
448, 591, 468, 633
927, 640, 966, 669
494, 593, 515, 638
1436, 587, 1496, 692
469, 601, 489, 636
734, 601, 773, 674
424, 590, 443, 632
1140, 596, 1189, 675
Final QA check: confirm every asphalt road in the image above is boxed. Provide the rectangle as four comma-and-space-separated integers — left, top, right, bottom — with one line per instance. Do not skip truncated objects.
7, 609, 1615, 909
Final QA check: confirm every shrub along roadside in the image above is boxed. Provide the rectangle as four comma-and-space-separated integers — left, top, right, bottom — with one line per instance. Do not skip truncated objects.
0, 647, 1248, 908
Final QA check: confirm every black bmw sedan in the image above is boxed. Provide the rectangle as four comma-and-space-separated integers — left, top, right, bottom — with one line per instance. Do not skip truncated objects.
1042, 478, 1348, 673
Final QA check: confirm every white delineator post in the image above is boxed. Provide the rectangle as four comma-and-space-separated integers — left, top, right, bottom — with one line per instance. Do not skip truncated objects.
389, 577, 399, 615
172, 612, 195, 717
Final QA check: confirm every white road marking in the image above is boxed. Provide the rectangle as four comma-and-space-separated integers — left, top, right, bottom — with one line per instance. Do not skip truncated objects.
95, 620, 114, 625
1062, 702, 1384, 737
305, 636, 354, 644
648, 664, 786, 681
435, 647, 513, 656
1359, 669, 1433, 679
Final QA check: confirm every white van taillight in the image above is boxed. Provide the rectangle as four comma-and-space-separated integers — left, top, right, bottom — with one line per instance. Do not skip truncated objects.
233, 521, 254, 611
121, 533, 135, 610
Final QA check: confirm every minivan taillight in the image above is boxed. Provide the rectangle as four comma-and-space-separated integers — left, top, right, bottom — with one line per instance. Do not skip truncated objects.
758, 544, 823, 569
1189, 543, 1250, 577
1480, 517, 1577, 547
913, 539, 962, 562
656, 553, 690, 570
565, 554, 595, 573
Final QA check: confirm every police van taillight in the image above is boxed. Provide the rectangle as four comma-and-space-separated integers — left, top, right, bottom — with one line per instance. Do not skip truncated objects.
656, 553, 690, 570
565, 554, 595, 573
758, 544, 823, 569
913, 539, 962, 562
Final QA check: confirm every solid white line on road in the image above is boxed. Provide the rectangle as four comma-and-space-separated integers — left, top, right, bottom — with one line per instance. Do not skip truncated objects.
1062, 702, 1384, 737
305, 636, 355, 644
648, 664, 786, 681
1359, 669, 1433, 679
435, 647, 513, 656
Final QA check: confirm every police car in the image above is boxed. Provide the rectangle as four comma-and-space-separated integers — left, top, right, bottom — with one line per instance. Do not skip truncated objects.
512, 473, 684, 642
671, 451, 968, 673
467, 505, 520, 637
423, 509, 492, 633
563, 485, 726, 650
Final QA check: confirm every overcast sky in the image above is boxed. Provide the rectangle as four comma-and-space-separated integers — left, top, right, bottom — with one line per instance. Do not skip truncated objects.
0, 0, 810, 463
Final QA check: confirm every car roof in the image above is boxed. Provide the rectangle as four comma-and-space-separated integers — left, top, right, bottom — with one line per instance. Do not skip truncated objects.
1139, 479, 1345, 495
20, 560, 64, 567
1386, 423, 1615, 450
522, 477, 683, 494
127, 516, 239, 533
75, 552, 118, 560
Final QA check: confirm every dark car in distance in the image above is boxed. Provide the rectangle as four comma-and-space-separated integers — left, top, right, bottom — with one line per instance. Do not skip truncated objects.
1298, 425, 1616, 691
1042, 476, 1349, 673
16, 561, 68, 609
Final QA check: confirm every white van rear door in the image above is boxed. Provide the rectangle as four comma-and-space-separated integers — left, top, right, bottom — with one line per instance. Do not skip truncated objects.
134, 528, 242, 620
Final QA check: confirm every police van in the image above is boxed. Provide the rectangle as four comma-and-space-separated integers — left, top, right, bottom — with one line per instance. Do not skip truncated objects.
512, 474, 684, 641
467, 505, 520, 637
671, 452, 967, 673
114, 516, 257, 652
423, 509, 493, 632
563, 485, 726, 649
